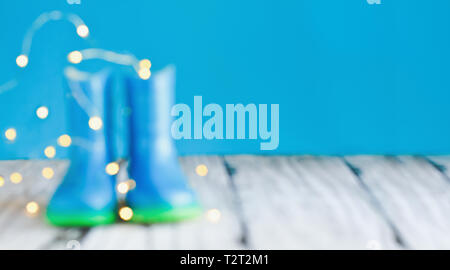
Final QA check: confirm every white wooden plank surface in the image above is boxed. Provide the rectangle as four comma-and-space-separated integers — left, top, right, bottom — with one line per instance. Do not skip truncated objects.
80, 156, 244, 250
427, 156, 450, 176
157, 156, 243, 250
0, 156, 449, 250
0, 160, 68, 249
145, 156, 244, 250
346, 156, 450, 249
224, 155, 400, 249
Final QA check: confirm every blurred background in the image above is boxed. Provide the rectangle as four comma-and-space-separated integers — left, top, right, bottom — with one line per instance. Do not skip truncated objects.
1, 0, 450, 159
1, 0, 450, 250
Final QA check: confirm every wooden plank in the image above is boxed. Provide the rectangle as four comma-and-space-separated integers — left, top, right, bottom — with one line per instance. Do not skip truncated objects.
346, 156, 450, 249
81, 156, 244, 250
147, 156, 244, 249
427, 156, 450, 175
0, 160, 69, 249
0, 161, 31, 200
81, 224, 150, 250
224, 155, 399, 249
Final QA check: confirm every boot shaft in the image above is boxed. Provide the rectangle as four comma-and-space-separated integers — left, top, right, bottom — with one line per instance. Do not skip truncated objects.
64, 67, 114, 163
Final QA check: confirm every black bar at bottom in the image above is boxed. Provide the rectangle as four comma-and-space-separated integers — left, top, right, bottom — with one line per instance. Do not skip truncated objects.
1, 250, 448, 268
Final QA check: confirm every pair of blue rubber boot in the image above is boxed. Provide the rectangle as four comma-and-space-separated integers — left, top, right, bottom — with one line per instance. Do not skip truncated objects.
46, 67, 201, 226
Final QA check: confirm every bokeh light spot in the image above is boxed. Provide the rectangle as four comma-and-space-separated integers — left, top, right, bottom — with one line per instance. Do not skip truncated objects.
138, 68, 151, 80
76, 24, 89, 38
105, 162, 120, 175
10, 172, 23, 184
88, 116, 103, 130
117, 182, 129, 194
44, 146, 56, 159
206, 208, 221, 224
196, 164, 208, 176
26, 201, 39, 216
16, 54, 28, 68
36, 106, 49, 119
42, 167, 54, 179
68, 50, 83, 64
139, 59, 152, 70
5, 128, 17, 141
119, 207, 133, 221
57, 134, 72, 147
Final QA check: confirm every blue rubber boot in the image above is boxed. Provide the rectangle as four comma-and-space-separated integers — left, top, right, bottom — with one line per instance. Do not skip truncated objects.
125, 67, 202, 223
46, 68, 117, 227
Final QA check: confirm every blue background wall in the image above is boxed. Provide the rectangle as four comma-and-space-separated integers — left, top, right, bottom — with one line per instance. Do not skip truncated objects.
1, 0, 450, 159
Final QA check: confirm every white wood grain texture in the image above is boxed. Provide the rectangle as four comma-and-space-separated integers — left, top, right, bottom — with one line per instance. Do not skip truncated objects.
81, 224, 150, 250
0, 160, 68, 249
0, 161, 32, 200
81, 156, 243, 250
427, 156, 450, 172
346, 156, 450, 249
147, 156, 244, 250
224, 155, 399, 249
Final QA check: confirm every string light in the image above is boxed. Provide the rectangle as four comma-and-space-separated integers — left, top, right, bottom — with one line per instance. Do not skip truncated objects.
196, 164, 208, 176
41, 167, 54, 179
44, 146, 56, 158
26, 201, 39, 216
206, 208, 221, 223
139, 59, 152, 70
3, 13, 157, 204
1, 11, 90, 93
126, 179, 136, 190
88, 116, 103, 130
117, 182, 129, 194
116, 179, 136, 194
5, 128, 17, 141
0, 176, 4, 187
68, 50, 83, 64
119, 207, 133, 221
16, 54, 28, 68
76, 24, 89, 38
138, 68, 151, 80
105, 162, 120, 175
10, 172, 23, 184
57, 134, 72, 147
36, 106, 49, 119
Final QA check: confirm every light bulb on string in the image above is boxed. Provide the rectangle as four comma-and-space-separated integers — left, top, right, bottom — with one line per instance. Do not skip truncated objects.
88, 116, 103, 130
138, 68, 151, 80
105, 162, 120, 175
16, 55, 28, 68
36, 106, 49, 119
10, 172, 22, 184
5, 128, 17, 141
117, 179, 135, 194
126, 179, 136, 190
44, 146, 56, 159
57, 134, 72, 147
139, 59, 151, 70
76, 24, 89, 38
117, 182, 129, 194
42, 167, 54, 179
119, 207, 133, 221
26, 201, 39, 216
196, 164, 208, 176
68, 50, 83, 64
